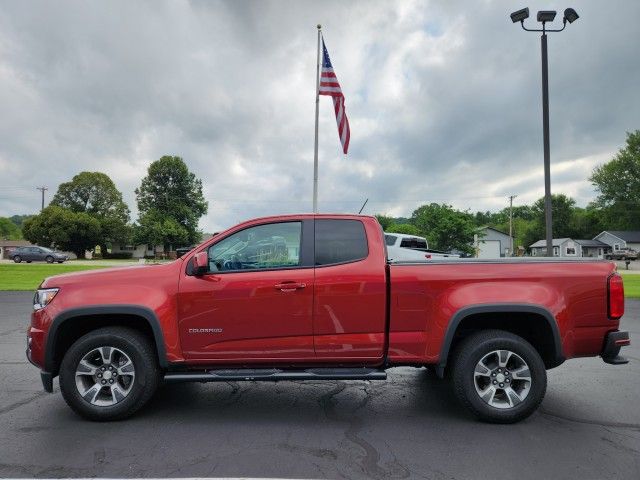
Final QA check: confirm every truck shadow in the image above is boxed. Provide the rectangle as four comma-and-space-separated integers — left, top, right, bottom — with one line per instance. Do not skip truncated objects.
140, 368, 470, 424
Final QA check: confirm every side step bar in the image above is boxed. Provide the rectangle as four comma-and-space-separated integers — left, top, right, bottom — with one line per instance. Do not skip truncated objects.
164, 367, 387, 383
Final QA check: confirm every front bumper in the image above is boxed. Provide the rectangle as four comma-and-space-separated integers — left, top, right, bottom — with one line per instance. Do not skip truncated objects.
601, 330, 630, 365
26, 344, 53, 393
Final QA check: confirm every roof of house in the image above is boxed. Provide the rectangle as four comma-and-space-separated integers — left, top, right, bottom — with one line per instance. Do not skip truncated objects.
0, 240, 32, 247
529, 238, 571, 248
575, 239, 609, 247
599, 231, 640, 243
478, 226, 511, 237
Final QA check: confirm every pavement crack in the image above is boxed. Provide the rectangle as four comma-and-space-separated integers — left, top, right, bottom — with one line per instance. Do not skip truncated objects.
0, 391, 49, 416
540, 408, 640, 430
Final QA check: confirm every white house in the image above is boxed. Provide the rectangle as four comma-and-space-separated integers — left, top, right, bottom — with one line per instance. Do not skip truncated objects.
594, 231, 640, 253
529, 238, 608, 258
475, 227, 513, 258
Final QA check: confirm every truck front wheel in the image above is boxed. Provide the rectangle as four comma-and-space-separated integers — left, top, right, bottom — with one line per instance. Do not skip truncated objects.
59, 326, 161, 421
451, 330, 546, 423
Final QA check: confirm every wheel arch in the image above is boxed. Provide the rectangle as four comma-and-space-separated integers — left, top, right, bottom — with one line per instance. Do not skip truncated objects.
436, 303, 564, 378
45, 305, 168, 377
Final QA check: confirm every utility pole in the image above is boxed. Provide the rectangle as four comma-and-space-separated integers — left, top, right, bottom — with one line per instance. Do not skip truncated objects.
36, 186, 48, 211
508, 195, 517, 256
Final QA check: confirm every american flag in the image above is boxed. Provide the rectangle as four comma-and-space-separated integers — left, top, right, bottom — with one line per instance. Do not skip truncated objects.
318, 39, 350, 154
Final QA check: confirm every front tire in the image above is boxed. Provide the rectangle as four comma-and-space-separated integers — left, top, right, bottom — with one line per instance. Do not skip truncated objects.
451, 330, 547, 423
46, 256, 54, 263
59, 327, 161, 421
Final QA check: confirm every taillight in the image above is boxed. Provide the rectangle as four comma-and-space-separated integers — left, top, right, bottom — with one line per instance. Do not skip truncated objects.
608, 274, 624, 320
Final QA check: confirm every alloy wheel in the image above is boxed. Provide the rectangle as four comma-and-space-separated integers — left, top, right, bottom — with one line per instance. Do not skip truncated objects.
473, 349, 532, 409
75, 346, 136, 406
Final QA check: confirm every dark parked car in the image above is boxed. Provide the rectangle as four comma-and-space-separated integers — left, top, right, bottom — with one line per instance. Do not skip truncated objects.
11, 246, 68, 263
605, 248, 638, 261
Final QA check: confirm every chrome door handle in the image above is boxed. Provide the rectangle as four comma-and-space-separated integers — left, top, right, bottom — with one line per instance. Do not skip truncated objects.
274, 282, 306, 292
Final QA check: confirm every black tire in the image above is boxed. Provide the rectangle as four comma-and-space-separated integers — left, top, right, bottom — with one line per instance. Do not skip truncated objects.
451, 329, 547, 424
13, 255, 21, 263
46, 256, 54, 263
26, 260, 32, 263
59, 326, 161, 421
57, 261, 64, 264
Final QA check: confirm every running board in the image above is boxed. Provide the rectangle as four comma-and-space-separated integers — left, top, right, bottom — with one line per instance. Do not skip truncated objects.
164, 367, 387, 383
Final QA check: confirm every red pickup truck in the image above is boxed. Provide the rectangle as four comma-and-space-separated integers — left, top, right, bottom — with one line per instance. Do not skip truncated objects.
27, 214, 630, 423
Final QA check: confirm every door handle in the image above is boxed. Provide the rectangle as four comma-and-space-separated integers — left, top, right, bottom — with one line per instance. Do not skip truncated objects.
274, 282, 306, 292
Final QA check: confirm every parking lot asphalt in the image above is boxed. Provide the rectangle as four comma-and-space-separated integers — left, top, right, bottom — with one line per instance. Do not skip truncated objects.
0, 291, 638, 479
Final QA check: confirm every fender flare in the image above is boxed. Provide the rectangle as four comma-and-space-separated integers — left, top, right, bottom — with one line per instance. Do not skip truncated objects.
44, 305, 169, 375
435, 303, 564, 377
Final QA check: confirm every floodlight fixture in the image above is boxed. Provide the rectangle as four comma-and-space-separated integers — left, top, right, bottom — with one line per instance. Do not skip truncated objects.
563, 8, 579, 24
537, 10, 557, 23
510, 8, 530, 23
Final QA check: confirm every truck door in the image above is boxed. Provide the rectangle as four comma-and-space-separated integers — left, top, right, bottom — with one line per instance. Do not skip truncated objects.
178, 220, 315, 362
313, 218, 387, 360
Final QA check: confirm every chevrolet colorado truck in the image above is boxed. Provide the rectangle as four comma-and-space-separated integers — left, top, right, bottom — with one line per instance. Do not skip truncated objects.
27, 214, 630, 423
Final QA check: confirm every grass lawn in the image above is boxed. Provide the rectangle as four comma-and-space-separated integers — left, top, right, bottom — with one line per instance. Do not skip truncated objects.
619, 271, 640, 299
0, 263, 114, 291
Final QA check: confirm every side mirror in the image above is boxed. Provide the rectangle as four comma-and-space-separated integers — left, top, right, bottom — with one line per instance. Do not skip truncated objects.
192, 252, 208, 276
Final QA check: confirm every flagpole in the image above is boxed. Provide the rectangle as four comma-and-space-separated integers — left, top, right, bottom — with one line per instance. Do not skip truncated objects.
312, 24, 321, 213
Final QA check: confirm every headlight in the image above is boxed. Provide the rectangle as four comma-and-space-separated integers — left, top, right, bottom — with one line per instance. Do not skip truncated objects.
33, 288, 59, 311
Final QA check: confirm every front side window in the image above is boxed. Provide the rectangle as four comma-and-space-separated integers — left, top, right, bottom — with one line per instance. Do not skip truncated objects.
207, 222, 301, 272
385, 235, 397, 246
315, 219, 368, 266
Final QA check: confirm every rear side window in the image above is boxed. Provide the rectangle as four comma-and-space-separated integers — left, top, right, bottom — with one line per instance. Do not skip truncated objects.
400, 238, 417, 248
315, 219, 368, 266
385, 235, 397, 246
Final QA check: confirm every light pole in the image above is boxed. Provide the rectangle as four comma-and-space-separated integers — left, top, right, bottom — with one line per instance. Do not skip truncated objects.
510, 7, 579, 257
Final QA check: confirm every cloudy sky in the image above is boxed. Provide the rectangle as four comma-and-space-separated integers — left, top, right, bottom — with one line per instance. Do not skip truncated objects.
0, 0, 639, 232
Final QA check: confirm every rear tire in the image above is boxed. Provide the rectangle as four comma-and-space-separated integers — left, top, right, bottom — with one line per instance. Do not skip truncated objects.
13, 256, 21, 263
451, 329, 546, 423
59, 327, 161, 421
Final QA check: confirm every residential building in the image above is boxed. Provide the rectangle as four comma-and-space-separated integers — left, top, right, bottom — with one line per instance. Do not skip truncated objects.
474, 227, 513, 258
529, 238, 608, 258
594, 231, 640, 253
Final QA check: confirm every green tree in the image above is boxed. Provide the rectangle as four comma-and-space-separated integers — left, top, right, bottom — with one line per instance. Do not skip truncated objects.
9, 214, 32, 229
521, 194, 583, 249
410, 203, 477, 254
22, 206, 101, 258
0, 217, 22, 240
375, 214, 394, 231
590, 130, 640, 230
135, 156, 208, 251
386, 223, 421, 235
51, 171, 130, 253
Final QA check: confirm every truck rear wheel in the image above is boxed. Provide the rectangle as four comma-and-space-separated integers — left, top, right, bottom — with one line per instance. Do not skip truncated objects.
59, 327, 161, 421
451, 329, 546, 423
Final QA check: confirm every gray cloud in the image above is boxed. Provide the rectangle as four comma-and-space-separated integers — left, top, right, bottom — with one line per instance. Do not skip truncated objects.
0, 0, 638, 232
